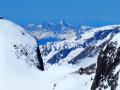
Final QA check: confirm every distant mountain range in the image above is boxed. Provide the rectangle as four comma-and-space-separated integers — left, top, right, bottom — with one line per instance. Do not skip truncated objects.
24, 20, 93, 45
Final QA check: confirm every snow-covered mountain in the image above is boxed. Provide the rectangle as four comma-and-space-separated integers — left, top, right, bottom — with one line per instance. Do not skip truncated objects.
2, 18, 120, 90
37, 25, 120, 66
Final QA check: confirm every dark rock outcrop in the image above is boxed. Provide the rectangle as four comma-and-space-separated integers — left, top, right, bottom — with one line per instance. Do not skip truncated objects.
78, 63, 96, 75
91, 41, 120, 90
35, 37, 44, 71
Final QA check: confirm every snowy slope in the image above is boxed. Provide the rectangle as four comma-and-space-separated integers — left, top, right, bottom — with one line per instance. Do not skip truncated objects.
0, 19, 44, 90
0, 19, 44, 69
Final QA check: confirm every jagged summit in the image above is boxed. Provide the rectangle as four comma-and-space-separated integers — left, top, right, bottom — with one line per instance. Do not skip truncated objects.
25, 21, 120, 45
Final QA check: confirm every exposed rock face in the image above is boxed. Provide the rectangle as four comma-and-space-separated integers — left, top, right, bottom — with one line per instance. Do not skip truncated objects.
35, 37, 44, 71
78, 63, 96, 75
91, 41, 120, 90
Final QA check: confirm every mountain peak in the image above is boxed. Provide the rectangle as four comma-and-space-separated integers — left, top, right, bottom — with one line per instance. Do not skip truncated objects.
59, 19, 66, 25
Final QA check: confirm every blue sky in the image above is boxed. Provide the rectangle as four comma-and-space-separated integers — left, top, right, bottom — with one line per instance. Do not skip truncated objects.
0, 0, 120, 26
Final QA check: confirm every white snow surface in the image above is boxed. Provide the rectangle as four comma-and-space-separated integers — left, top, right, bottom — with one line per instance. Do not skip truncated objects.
0, 19, 94, 90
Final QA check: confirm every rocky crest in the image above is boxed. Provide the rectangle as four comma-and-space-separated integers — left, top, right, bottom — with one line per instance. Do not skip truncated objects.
91, 38, 120, 90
